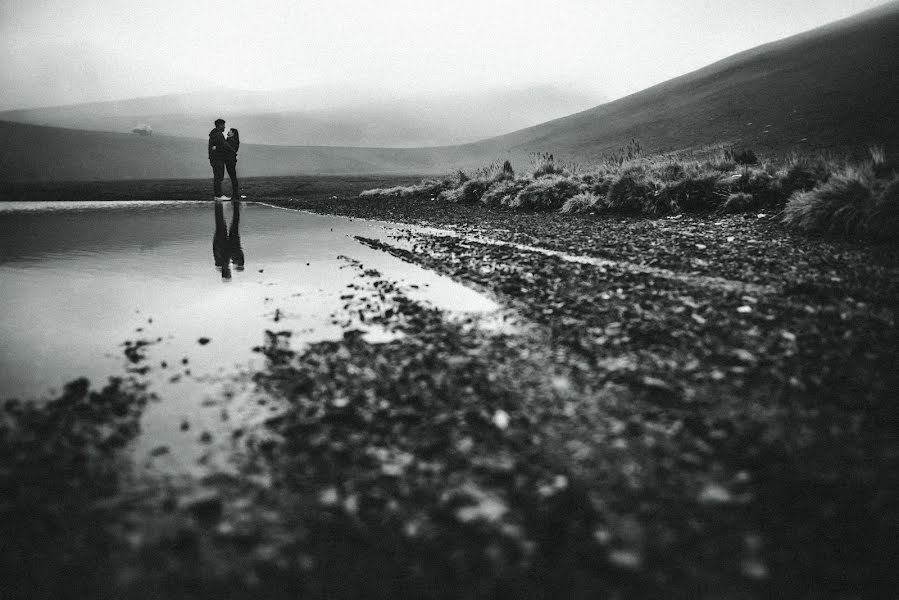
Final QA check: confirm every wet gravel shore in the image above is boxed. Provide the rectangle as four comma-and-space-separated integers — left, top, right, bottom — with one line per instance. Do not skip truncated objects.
3, 194, 897, 599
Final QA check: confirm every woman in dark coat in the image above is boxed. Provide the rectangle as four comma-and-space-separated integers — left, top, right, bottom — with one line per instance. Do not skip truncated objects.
224, 128, 240, 200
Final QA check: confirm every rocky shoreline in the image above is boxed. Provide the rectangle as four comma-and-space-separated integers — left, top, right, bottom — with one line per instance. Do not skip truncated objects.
3, 195, 897, 599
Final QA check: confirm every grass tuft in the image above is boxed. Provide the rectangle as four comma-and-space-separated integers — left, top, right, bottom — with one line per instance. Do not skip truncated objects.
359, 176, 459, 199
357, 141, 896, 241
722, 192, 757, 213
726, 148, 759, 165
782, 166, 875, 235
510, 176, 584, 210
438, 179, 489, 204
560, 191, 604, 214
480, 178, 531, 207
605, 166, 662, 214
529, 152, 568, 178
660, 171, 721, 212
864, 174, 899, 241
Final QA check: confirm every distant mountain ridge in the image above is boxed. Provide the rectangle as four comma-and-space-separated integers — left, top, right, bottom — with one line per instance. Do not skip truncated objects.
0, 85, 604, 148
2, 2, 897, 182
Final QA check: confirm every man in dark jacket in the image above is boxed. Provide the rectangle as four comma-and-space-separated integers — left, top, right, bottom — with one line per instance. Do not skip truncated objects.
208, 118, 237, 200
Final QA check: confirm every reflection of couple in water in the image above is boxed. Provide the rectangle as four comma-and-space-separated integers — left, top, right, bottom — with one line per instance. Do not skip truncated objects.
213, 200, 245, 280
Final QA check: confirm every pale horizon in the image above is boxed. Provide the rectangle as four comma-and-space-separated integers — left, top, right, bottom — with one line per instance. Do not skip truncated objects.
1, 0, 893, 111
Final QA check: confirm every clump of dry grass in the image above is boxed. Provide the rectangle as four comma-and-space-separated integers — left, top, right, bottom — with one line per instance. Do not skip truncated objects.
560, 191, 604, 214
357, 142, 896, 241
782, 163, 898, 240
605, 166, 664, 214
599, 138, 643, 169
509, 175, 584, 210
725, 147, 759, 165
721, 192, 757, 213
782, 165, 875, 235
658, 171, 721, 212
437, 179, 489, 204
480, 178, 531, 207
866, 174, 899, 240
656, 161, 687, 183
529, 152, 570, 178
359, 175, 459, 199
776, 154, 833, 197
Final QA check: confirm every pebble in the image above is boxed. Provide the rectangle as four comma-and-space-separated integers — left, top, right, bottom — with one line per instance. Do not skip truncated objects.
607, 548, 643, 570
698, 483, 733, 504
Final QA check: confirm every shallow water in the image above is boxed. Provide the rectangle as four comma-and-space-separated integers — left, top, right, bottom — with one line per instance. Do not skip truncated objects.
0, 201, 498, 472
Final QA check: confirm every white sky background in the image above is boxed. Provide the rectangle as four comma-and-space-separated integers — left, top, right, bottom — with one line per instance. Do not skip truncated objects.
0, 0, 891, 110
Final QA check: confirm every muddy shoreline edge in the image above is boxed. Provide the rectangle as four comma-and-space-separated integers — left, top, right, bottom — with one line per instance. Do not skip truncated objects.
3, 195, 897, 599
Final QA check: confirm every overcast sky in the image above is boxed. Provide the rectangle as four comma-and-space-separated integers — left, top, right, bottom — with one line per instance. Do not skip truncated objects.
0, 0, 890, 110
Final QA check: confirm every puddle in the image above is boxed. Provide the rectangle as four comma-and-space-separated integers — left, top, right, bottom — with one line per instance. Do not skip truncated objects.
0, 201, 500, 474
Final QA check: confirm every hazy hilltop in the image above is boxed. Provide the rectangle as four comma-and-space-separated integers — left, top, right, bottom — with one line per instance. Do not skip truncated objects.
0, 121, 471, 182
474, 0, 899, 160
0, 84, 603, 148
1, 2, 897, 182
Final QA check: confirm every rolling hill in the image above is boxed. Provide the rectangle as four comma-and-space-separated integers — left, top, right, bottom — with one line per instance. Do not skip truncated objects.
2, 2, 897, 182
471, 0, 899, 161
0, 120, 481, 181
0, 85, 603, 148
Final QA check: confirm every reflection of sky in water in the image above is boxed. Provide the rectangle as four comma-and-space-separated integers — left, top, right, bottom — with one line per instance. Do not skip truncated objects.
0, 201, 498, 473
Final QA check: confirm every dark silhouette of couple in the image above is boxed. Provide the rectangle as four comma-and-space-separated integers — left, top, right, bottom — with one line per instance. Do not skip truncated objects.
208, 118, 240, 200
213, 200, 244, 280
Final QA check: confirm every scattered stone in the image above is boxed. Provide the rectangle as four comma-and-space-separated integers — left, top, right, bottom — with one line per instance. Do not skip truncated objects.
731, 349, 757, 363
182, 490, 223, 524
642, 376, 674, 392
607, 548, 644, 570
318, 487, 340, 507
456, 496, 508, 524
741, 558, 770, 580
699, 483, 733, 505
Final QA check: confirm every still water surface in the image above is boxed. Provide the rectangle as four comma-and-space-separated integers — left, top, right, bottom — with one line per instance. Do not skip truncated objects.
0, 201, 497, 471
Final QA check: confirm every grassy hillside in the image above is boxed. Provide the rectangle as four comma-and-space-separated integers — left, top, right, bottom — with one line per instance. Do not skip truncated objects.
0, 121, 481, 181
474, 1, 899, 161
2, 3, 897, 182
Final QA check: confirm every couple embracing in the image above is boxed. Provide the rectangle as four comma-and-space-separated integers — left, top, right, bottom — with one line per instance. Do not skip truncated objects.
208, 118, 240, 200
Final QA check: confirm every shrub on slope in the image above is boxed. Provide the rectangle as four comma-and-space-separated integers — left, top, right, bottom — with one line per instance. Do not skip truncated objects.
721, 192, 758, 213
438, 179, 490, 204
356, 142, 896, 241
866, 175, 899, 240
509, 176, 584, 211
359, 176, 457, 199
659, 171, 721, 212
560, 191, 605, 214
781, 165, 881, 236
529, 152, 569, 178
480, 178, 532, 207
605, 166, 664, 214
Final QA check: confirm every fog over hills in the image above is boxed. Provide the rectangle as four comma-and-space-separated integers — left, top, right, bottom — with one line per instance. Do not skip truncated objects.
470, 0, 899, 160
0, 85, 604, 148
2, 2, 897, 182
